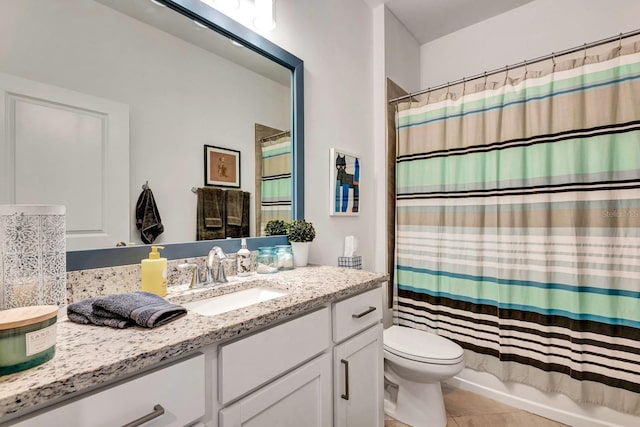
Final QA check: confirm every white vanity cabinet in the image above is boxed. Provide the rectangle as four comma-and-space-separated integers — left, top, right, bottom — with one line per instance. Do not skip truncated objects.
216, 307, 332, 426
332, 287, 384, 427
219, 353, 332, 427
3, 283, 385, 427
213, 286, 384, 427
11, 354, 205, 427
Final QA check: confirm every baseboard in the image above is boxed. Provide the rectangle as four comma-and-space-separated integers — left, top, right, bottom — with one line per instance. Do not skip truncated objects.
447, 369, 640, 427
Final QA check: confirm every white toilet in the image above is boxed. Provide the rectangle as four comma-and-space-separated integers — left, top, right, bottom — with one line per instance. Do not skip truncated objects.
383, 325, 465, 427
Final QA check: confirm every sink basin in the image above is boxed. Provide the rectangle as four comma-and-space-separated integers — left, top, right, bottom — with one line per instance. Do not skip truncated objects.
183, 287, 288, 316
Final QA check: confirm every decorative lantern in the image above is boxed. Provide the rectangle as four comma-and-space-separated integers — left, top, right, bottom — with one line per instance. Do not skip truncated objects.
0, 205, 66, 310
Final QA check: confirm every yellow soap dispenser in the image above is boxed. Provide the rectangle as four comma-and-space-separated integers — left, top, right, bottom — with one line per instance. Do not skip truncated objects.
141, 246, 167, 297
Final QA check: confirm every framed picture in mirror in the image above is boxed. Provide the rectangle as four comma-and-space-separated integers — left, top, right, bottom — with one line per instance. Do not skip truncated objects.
205, 145, 241, 188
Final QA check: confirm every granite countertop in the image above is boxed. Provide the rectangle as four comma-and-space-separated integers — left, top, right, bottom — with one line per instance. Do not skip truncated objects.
0, 266, 387, 419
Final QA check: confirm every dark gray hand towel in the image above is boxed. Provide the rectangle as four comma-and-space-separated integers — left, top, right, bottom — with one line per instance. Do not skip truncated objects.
67, 298, 132, 329
226, 189, 243, 226
92, 291, 187, 328
197, 187, 225, 240
136, 187, 164, 244
202, 187, 224, 228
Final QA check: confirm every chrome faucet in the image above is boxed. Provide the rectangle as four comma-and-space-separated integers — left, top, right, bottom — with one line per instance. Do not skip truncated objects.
178, 263, 207, 289
207, 246, 228, 284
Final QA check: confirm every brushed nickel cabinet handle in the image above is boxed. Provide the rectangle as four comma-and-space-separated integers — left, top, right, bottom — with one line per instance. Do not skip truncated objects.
352, 306, 376, 319
341, 359, 350, 400
121, 404, 165, 427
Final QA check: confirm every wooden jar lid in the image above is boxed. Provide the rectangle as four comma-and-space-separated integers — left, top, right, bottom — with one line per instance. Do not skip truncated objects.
0, 306, 58, 331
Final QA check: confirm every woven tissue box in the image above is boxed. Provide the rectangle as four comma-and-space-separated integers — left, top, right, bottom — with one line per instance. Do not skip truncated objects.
338, 256, 362, 270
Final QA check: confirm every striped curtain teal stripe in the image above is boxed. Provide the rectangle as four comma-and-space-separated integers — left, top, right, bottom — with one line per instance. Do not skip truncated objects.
394, 48, 640, 414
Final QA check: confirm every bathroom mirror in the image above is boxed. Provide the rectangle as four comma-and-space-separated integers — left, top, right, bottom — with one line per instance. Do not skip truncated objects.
0, 0, 303, 255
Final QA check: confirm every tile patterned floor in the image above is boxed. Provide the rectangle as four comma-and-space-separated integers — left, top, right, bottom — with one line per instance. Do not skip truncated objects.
385, 384, 569, 427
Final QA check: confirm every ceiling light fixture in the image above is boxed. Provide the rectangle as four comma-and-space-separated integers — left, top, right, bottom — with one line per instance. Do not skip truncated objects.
253, 0, 276, 31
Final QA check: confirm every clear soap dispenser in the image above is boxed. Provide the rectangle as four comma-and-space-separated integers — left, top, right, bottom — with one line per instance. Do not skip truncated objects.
141, 245, 167, 296
236, 238, 251, 276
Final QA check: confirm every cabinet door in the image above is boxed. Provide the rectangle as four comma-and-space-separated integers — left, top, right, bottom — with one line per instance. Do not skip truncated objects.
219, 353, 332, 427
334, 324, 383, 427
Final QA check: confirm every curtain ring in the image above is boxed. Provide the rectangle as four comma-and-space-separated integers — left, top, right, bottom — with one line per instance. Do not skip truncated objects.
426, 89, 431, 105
551, 52, 556, 72
483, 71, 488, 90
503, 65, 510, 86
462, 78, 467, 96
445, 82, 451, 98
523, 60, 528, 79
618, 32, 623, 55
583, 43, 588, 61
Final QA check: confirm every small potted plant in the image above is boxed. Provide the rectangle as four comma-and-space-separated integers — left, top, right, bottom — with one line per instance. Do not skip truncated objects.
287, 219, 315, 267
264, 219, 289, 236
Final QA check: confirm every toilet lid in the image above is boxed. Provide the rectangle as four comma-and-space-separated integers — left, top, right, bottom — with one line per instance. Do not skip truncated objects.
384, 325, 463, 364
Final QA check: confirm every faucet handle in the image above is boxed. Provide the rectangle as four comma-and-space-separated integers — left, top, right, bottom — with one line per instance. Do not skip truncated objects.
216, 259, 228, 283
208, 246, 228, 283
178, 263, 202, 288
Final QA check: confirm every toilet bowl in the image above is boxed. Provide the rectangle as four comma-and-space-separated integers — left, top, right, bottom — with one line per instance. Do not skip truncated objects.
383, 325, 464, 427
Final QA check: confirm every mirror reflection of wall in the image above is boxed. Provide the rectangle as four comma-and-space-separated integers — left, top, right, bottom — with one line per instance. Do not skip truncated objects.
0, 0, 291, 250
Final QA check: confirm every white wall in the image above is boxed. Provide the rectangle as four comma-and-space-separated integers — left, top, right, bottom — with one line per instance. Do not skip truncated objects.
420, 0, 640, 88
418, 1, 640, 426
384, 7, 421, 93
0, 0, 290, 246
257, 0, 377, 270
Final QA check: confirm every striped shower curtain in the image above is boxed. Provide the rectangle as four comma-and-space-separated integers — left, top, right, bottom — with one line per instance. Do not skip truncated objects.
259, 134, 292, 234
394, 43, 640, 414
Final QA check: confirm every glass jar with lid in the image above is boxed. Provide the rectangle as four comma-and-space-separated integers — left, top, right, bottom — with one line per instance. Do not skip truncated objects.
256, 247, 278, 274
275, 245, 294, 270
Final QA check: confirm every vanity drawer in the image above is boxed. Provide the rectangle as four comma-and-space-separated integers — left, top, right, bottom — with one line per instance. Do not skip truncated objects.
332, 287, 382, 343
12, 354, 205, 427
218, 307, 331, 405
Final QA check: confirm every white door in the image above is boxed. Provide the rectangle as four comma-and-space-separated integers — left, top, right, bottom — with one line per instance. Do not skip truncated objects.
219, 353, 332, 427
0, 72, 129, 250
334, 324, 384, 427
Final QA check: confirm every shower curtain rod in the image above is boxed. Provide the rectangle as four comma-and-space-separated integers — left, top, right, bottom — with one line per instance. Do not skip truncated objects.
260, 130, 291, 142
389, 27, 640, 104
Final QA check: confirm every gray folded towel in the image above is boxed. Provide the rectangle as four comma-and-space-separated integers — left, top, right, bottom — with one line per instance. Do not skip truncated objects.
92, 291, 187, 328
67, 298, 132, 329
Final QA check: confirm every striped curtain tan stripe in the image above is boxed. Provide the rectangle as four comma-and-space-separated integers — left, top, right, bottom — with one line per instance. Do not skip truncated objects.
394, 45, 640, 415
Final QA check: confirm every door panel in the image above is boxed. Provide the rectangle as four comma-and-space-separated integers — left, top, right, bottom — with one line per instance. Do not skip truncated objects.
0, 72, 129, 250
